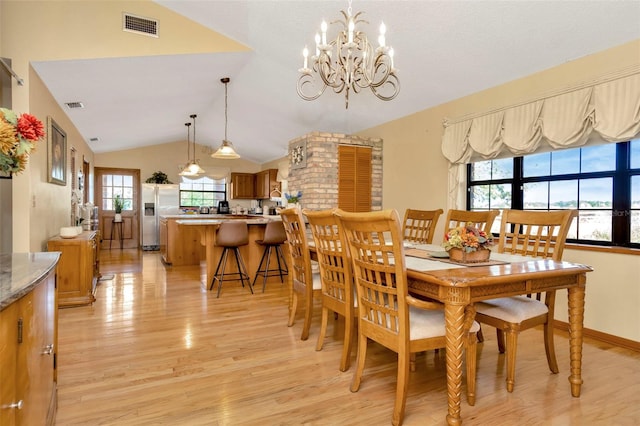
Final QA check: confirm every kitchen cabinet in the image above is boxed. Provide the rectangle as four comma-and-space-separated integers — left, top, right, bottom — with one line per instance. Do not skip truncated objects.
47, 231, 100, 308
0, 254, 58, 426
230, 173, 256, 199
161, 217, 204, 266
255, 169, 280, 199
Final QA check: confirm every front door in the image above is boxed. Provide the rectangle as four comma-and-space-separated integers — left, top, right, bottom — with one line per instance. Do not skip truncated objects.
95, 167, 140, 249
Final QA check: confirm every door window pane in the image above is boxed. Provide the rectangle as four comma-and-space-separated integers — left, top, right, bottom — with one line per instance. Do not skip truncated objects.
632, 175, 640, 208
579, 178, 612, 209
102, 174, 133, 211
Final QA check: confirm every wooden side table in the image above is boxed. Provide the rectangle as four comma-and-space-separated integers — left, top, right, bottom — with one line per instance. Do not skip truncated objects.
110, 220, 123, 249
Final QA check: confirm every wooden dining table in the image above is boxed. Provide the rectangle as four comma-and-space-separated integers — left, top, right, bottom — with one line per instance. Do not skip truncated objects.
308, 240, 593, 425
401, 244, 593, 425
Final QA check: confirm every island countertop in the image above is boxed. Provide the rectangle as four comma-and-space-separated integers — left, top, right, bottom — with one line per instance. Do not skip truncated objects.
0, 252, 61, 311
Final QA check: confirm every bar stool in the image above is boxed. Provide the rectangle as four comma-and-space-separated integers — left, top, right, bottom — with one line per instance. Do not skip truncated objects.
252, 220, 288, 292
209, 221, 253, 298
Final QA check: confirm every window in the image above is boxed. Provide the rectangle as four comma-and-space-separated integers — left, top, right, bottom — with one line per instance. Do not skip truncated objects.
467, 139, 640, 248
179, 176, 226, 208
102, 174, 133, 211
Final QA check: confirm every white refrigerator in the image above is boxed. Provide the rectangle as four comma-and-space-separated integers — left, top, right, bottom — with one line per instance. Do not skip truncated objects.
141, 183, 180, 250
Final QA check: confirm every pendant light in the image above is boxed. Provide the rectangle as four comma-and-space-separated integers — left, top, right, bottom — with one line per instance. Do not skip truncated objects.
179, 115, 205, 176
211, 77, 240, 159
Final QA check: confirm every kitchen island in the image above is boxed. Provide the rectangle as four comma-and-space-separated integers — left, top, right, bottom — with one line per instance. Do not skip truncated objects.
161, 214, 285, 287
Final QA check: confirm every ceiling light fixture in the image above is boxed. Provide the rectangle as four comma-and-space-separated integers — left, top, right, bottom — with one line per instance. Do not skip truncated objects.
179, 115, 205, 176
296, 0, 399, 108
211, 77, 240, 159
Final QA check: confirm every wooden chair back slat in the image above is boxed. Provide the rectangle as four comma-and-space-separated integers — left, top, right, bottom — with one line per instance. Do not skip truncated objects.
402, 209, 443, 244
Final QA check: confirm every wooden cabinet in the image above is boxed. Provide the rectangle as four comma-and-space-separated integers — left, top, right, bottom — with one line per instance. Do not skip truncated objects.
47, 231, 100, 308
161, 218, 204, 266
230, 172, 256, 199
0, 265, 57, 426
255, 169, 280, 199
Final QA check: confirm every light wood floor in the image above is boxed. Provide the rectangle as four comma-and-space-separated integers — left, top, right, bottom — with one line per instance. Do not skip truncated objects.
55, 249, 640, 425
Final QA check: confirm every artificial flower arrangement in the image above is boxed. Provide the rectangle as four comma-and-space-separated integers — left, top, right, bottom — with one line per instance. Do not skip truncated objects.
0, 108, 46, 175
443, 222, 494, 263
285, 190, 302, 204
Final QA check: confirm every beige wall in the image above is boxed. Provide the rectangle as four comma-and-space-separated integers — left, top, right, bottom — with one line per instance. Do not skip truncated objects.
358, 39, 640, 342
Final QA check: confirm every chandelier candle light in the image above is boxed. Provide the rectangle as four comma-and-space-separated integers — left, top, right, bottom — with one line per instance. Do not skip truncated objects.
297, 0, 399, 108
211, 77, 240, 159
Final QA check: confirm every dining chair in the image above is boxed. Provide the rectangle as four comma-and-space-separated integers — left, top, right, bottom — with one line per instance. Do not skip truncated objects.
335, 208, 479, 426
444, 209, 500, 237
402, 208, 444, 244
280, 206, 322, 341
305, 208, 357, 372
474, 209, 578, 393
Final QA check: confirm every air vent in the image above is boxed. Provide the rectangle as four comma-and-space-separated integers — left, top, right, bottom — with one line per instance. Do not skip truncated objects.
65, 102, 84, 109
123, 13, 158, 37
89, 137, 99, 143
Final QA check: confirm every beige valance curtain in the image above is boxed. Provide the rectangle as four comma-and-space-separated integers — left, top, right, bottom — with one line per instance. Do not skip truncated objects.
441, 71, 640, 208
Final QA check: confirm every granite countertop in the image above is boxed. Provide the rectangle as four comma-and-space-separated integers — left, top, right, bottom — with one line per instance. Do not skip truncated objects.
162, 214, 280, 220
0, 252, 60, 311
176, 217, 275, 225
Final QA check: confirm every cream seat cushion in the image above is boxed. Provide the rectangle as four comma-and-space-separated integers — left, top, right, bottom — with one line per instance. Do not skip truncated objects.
408, 307, 480, 340
475, 296, 549, 323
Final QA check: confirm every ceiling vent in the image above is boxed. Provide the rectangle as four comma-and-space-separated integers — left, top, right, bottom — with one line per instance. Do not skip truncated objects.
65, 102, 84, 109
89, 137, 99, 143
123, 13, 158, 37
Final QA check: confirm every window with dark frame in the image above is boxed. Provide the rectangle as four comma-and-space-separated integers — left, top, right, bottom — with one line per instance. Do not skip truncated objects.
466, 138, 640, 248
179, 176, 226, 208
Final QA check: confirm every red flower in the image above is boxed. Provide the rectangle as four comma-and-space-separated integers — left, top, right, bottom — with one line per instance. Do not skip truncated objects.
17, 113, 45, 141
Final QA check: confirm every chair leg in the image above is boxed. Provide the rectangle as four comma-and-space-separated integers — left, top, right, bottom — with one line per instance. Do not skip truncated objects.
466, 333, 478, 406
496, 328, 506, 353
300, 289, 313, 341
351, 332, 368, 392
252, 246, 269, 289
505, 329, 519, 392
410, 353, 417, 372
392, 351, 410, 426
316, 306, 329, 351
543, 319, 559, 374
477, 324, 485, 342
233, 247, 253, 294
262, 246, 273, 292
288, 292, 298, 327
275, 245, 288, 281
210, 247, 231, 297
340, 311, 354, 372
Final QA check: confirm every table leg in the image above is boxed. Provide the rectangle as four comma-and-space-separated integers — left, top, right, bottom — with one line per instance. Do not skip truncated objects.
444, 302, 466, 426
567, 278, 586, 397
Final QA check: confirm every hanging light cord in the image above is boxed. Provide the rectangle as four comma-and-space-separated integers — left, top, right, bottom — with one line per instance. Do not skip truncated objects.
224, 81, 228, 141
185, 122, 191, 161
190, 114, 197, 161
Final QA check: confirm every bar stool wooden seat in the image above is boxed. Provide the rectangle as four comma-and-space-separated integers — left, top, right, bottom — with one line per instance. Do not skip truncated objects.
209, 221, 253, 298
252, 220, 288, 292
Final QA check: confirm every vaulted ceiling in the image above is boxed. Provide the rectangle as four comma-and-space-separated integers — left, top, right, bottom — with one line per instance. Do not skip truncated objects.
30, 1, 640, 164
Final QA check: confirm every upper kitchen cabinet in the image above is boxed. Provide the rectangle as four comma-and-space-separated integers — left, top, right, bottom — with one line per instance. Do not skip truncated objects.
255, 169, 280, 199
230, 173, 256, 199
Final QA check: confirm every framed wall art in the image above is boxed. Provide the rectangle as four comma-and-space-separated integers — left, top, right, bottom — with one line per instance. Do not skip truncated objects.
290, 141, 307, 170
47, 116, 67, 185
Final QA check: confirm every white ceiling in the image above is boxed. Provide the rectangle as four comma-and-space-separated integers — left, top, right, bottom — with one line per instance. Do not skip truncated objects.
31, 1, 640, 164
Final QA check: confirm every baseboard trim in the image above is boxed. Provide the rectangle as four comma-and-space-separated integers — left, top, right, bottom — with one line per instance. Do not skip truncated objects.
554, 320, 640, 352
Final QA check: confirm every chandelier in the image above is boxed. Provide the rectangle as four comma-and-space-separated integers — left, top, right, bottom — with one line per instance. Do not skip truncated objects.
211, 77, 240, 159
296, 0, 399, 108
179, 114, 205, 176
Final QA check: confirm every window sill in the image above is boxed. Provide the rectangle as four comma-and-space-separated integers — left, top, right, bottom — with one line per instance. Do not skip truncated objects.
565, 243, 640, 256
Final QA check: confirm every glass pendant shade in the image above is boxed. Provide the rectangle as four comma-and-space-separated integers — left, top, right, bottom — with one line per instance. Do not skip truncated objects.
211, 77, 240, 159
212, 140, 240, 159
180, 115, 205, 175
